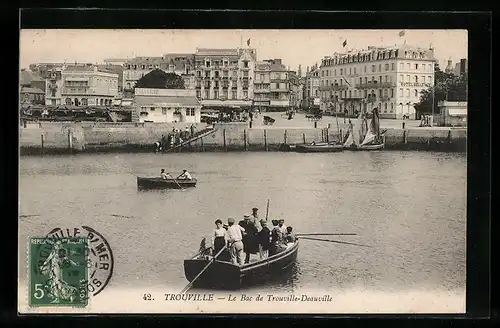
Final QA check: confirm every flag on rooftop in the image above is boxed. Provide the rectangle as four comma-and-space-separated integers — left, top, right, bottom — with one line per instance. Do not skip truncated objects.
399, 30, 405, 37
342, 39, 347, 48
247, 38, 251, 46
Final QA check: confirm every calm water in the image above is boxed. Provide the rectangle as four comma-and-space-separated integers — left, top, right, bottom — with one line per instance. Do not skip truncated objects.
19, 151, 466, 294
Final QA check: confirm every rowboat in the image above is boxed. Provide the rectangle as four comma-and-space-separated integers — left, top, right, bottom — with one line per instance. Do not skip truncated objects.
183, 240, 299, 290
295, 142, 344, 153
345, 142, 385, 151
136, 177, 197, 190
343, 108, 385, 151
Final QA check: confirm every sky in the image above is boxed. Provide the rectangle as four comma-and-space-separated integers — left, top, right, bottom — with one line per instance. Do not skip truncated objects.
20, 29, 467, 72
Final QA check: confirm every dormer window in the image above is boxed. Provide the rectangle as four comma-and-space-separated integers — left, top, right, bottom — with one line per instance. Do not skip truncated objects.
205, 58, 211, 67
141, 65, 146, 69
243, 61, 249, 68
223, 58, 228, 67
133, 65, 137, 69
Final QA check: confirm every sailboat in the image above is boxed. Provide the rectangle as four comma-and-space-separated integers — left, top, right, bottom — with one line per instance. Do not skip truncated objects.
343, 108, 385, 151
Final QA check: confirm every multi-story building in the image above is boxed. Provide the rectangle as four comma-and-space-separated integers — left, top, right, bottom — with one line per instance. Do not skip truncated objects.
303, 65, 321, 110
61, 65, 119, 107
45, 66, 65, 106
122, 54, 196, 97
194, 48, 256, 109
288, 71, 304, 109
319, 44, 435, 119
265, 59, 290, 111
98, 64, 124, 98
454, 58, 468, 77
253, 61, 271, 111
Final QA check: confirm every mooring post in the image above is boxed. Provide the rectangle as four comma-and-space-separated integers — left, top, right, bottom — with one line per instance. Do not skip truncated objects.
284, 130, 288, 144
264, 129, 268, 151
326, 127, 329, 143
302, 133, 306, 144
340, 128, 343, 141
403, 129, 408, 144
41, 134, 44, 149
200, 136, 205, 152
67, 129, 73, 153
321, 129, 324, 142
223, 129, 227, 152
243, 129, 248, 151
447, 129, 452, 144
314, 121, 318, 128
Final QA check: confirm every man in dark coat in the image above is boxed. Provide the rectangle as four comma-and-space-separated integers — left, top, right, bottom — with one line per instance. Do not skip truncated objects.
239, 214, 258, 264
257, 219, 271, 259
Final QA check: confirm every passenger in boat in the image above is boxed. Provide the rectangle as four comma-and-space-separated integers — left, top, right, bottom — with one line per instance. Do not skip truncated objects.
258, 219, 271, 259
278, 219, 287, 234
160, 169, 169, 180
269, 220, 287, 256
239, 215, 259, 264
212, 219, 227, 256
250, 207, 262, 232
177, 169, 192, 180
285, 226, 296, 243
226, 217, 245, 265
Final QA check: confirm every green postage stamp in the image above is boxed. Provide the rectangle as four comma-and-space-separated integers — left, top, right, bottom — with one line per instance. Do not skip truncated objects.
29, 237, 89, 307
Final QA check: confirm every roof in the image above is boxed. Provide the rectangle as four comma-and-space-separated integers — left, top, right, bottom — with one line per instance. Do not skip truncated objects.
196, 48, 239, 56
135, 96, 201, 107
20, 87, 45, 94
20, 70, 44, 85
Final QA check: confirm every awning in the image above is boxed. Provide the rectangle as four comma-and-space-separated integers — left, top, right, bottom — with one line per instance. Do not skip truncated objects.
448, 107, 467, 116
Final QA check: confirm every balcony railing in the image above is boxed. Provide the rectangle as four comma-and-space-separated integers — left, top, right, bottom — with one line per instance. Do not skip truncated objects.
254, 89, 270, 93
61, 89, 92, 95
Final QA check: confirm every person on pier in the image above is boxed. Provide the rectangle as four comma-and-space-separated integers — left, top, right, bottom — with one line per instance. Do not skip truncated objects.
177, 169, 192, 180
226, 217, 245, 266
239, 215, 259, 264
258, 219, 271, 259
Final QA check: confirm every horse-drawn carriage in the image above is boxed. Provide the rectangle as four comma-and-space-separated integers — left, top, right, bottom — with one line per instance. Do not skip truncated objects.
263, 115, 276, 125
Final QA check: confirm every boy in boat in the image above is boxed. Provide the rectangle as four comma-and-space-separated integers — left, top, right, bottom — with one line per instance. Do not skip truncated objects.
226, 217, 245, 266
160, 169, 169, 180
285, 226, 296, 243
177, 169, 193, 180
258, 219, 271, 259
239, 214, 259, 264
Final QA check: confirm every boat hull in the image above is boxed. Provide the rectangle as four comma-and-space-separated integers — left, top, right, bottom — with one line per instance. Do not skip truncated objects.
295, 143, 344, 153
137, 177, 197, 190
183, 240, 299, 290
344, 142, 385, 151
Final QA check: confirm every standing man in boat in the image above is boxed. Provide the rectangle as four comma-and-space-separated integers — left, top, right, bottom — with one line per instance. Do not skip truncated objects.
250, 207, 262, 232
226, 218, 245, 266
239, 215, 259, 264
258, 219, 271, 259
177, 169, 193, 180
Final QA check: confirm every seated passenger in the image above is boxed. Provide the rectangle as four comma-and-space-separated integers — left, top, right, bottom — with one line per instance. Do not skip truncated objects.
285, 226, 296, 243
177, 169, 193, 180
160, 169, 169, 180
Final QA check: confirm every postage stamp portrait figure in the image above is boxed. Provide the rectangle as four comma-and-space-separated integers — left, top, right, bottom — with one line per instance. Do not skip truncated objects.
29, 237, 89, 307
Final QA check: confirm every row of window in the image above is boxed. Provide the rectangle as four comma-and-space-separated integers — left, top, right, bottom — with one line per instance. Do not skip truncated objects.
320, 87, 423, 100
195, 90, 249, 100
330, 102, 413, 114
320, 74, 433, 87
321, 62, 433, 77
64, 98, 112, 106
322, 49, 430, 66
196, 70, 249, 78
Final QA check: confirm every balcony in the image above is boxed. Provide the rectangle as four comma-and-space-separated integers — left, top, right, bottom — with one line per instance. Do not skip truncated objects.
231, 76, 238, 81
254, 80, 270, 84
356, 81, 381, 89
222, 76, 229, 80
340, 95, 364, 101
254, 88, 270, 93
61, 89, 93, 95
399, 82, 432, 88
381, 82, 396, 88
270, 87, 289, 92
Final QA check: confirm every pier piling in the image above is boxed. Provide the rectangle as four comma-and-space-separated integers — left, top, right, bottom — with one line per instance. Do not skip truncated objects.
264, 130, 268, 151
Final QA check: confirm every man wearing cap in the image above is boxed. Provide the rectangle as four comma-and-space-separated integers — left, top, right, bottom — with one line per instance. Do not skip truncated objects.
250, 208, 262, 232
239, 215, 259, 264
258, 219, 271, 259
226, 217, 245, 265
278, 219, 287, 234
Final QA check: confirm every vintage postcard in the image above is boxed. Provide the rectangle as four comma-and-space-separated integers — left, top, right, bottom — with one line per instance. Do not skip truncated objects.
19, 28, 467, 314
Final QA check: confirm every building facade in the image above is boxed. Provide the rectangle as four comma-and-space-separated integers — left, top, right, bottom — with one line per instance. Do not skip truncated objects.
134, 88, 202, 123
193, 48, 256, 109
303, 65, 321, 109
61, 65, 119, 107
319, 44, 435, 119
265, 59, 290, 111
45, 66, 65, 106
454, 58, 468, 77
122, 54, 196, 97
289, 71, 304, 110
253, 61, 271, 111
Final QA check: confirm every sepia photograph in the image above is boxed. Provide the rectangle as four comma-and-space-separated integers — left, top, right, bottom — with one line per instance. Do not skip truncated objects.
18, 27, 469, 314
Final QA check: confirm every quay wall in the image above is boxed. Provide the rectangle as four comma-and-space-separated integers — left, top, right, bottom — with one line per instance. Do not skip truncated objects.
19, 122, 467, 155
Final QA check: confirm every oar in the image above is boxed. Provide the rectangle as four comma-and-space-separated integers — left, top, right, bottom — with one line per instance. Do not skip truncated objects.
180, 244, 227, 294
19, 214, 40, 218
297, 233, 357, 237
299, 236, 371, 248
167, 174, 185, 191
110, 214, 136, 219
265, 199, 270, 220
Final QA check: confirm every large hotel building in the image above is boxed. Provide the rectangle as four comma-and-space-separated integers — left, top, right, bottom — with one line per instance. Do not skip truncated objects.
319, 44, 435, 119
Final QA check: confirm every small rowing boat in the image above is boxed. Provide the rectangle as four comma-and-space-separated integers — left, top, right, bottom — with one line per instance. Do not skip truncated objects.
295, 142, 344, 153
137, 177, 197, 190
183, 240, 299, 290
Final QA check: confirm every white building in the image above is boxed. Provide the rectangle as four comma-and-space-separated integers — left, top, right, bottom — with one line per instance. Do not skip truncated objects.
303, 65, 321, 109
319, 44, 435, 119
194, 48, 256, 109
61, 65, 119, 106
253, 61, 271, 111
134, 88, 202, 123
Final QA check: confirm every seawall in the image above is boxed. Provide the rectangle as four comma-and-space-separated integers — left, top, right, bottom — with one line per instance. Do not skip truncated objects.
19, 122, 467, 155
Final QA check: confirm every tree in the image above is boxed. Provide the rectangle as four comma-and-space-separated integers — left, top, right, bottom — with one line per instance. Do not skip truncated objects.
414, 68, 467, 116
134, 69, 185, 89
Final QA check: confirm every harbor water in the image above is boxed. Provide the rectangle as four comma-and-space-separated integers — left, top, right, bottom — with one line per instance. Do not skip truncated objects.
18, 151, 466, 311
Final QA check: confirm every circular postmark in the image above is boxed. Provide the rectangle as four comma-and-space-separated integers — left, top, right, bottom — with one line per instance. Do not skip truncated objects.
44, 226, 114, 297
